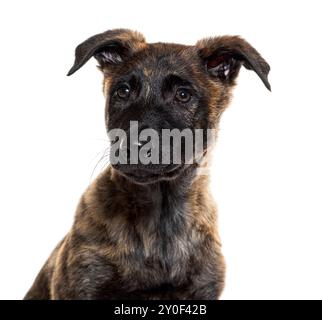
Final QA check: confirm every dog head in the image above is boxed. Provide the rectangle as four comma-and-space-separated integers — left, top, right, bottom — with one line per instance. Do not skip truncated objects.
68, 29, 270, 184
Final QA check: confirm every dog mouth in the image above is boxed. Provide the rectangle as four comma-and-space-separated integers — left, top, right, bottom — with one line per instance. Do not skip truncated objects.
112, 164, 185, 184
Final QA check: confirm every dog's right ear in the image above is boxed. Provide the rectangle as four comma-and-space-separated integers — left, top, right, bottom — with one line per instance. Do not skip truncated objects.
67, 29, 146, 76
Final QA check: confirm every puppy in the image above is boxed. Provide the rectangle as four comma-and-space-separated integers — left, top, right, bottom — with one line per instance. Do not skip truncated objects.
24, 29, 270, 300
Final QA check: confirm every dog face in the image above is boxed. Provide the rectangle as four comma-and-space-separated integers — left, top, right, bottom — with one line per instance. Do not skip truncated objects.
68, 29, 270, 184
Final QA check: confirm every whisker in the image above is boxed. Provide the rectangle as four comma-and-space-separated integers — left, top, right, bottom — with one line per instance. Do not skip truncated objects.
89, 146, 111, 182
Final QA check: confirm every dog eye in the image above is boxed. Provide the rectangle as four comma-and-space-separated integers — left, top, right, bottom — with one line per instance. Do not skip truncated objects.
116, 85, 131, 99
175, 88, 191, 103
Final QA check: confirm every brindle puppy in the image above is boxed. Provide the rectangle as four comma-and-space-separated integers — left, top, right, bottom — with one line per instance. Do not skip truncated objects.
24, 29, 270, 300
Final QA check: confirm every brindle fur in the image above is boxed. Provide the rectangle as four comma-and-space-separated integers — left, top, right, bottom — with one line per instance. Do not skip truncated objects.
25, 29, 270, 300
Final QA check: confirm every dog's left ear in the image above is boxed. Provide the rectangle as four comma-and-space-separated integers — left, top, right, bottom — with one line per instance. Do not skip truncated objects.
196, 36, 271, 90
67, 29, 146, 76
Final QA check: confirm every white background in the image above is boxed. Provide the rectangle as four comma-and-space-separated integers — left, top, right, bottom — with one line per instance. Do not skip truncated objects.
0, 0, 321, 300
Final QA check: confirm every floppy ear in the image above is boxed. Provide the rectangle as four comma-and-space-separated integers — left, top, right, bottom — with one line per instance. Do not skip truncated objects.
67, 29, 146, 76
196, 36, 271, 90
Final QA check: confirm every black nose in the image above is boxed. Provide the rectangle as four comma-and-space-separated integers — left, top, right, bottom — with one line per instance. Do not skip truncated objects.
127, 140, 143, 152
126, 126, 156, 150
127, 138, 155, 156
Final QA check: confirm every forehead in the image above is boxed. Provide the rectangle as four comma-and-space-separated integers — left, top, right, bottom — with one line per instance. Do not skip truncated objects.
119, 43, 201, 80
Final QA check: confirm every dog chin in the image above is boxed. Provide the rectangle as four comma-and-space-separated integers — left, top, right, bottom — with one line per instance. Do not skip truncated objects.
113, 164, 185, 185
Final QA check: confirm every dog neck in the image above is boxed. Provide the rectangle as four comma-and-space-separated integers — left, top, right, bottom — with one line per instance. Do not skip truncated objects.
77, 161, 215, 250
105, 164, 206, 235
